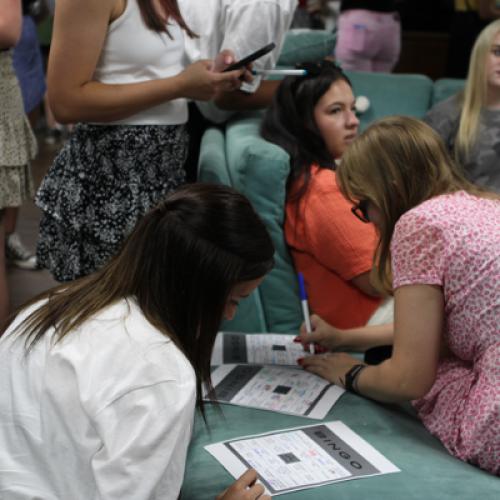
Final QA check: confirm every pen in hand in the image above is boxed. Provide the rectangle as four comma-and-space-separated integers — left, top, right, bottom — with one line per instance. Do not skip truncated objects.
297, 272, 313, 354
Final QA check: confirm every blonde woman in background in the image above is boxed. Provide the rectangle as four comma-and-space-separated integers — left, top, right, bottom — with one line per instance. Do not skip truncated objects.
427, 18, 500, 192
297, 116, 500, 474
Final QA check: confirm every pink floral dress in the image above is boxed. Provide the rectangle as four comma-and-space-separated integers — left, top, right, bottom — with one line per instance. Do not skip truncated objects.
391, 191, 500, 475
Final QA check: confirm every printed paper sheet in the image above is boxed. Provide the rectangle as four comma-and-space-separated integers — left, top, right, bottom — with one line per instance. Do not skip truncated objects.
205, 364, 344, 419
205, 421, 400, 496
211, 332, 311, 367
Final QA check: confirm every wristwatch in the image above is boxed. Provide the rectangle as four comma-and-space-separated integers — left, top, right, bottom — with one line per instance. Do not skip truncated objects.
344, 364, 367, 394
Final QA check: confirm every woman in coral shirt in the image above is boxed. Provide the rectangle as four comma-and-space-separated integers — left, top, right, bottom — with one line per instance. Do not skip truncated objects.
261, 60, 392, 330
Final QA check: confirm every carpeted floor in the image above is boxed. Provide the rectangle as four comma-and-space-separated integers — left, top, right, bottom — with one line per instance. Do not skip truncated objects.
7, 136, 59, 311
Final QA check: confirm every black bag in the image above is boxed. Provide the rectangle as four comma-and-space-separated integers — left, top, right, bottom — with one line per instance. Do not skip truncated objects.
22, 0, 48, 21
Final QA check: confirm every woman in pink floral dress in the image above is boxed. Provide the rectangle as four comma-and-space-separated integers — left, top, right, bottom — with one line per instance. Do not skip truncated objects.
298, 116, 500, 475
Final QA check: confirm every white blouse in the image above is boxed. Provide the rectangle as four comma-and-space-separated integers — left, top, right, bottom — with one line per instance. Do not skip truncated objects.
93, 0, 188, 125
0, 298, 196, 500
179, 0, 297, 122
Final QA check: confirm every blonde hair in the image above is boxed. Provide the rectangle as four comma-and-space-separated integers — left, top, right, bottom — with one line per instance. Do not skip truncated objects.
457, 19, 500, 159
337, 116, 490, 293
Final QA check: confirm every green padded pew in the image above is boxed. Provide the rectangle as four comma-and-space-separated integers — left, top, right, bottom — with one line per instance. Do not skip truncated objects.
345, 71, 434, 130
432, 78, 465, 107
198, 126, 268, 333
199, 112, 302, 334
182, 394, 499, 498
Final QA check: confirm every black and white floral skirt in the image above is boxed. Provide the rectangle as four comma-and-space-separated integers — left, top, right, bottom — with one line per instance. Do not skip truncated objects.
36, 123, 188, 282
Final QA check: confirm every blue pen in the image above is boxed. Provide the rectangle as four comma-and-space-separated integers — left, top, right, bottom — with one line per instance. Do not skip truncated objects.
298, 273, 313, 353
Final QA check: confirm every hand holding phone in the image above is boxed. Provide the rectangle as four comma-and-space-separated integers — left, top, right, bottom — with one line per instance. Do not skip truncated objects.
222, 42, 276, 72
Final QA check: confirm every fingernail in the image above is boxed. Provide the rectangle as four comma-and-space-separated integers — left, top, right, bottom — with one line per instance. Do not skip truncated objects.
297, 358, 304, 365
315, 345, 327, 354
293, 336, 301, 343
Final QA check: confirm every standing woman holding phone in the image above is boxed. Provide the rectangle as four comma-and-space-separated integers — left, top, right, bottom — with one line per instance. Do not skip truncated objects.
35, 0, 244, 283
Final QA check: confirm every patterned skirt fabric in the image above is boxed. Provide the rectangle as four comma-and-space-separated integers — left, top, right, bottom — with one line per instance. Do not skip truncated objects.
36, 123, 188, 282
0, 165, 35, 209
0, 50, 36, 209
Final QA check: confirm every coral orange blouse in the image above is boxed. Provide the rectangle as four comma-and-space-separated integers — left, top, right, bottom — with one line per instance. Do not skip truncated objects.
285, 165, 381, 328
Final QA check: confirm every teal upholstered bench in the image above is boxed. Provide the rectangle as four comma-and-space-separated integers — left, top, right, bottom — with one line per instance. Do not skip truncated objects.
432, 78, 465, 106
199, 113, 302, 333
182, 395, 499, 498
277, 28, 336, 67
345, 71, 433, 130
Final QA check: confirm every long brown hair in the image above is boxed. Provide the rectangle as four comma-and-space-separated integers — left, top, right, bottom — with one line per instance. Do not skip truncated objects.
137, 0, 196, 38
337, 116, 494, 293
4, 184, 274, 415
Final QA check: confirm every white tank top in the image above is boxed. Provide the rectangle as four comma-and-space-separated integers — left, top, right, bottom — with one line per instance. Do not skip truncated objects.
93, 0, 188, 125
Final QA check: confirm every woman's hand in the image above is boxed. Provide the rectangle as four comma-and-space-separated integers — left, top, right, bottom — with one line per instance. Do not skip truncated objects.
298, 352, 361, 387
297, 314, 346, 352
212, 49, 253, 85
216, 469, 270, 500
176, 60, 245, 101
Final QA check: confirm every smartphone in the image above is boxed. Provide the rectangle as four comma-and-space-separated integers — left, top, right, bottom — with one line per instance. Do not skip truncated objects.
222, 42, 276, 72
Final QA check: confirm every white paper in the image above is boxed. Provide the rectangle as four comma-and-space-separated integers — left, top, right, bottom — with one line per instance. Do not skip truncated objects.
211, 332, 312, 366
205, 364, 344, 419
205, 421, 400, 496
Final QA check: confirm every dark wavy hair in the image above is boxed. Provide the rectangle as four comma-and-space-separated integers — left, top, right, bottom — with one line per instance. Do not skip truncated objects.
5, 184, 274, 416
137, 0, 197, 38
261, 61, 352, 202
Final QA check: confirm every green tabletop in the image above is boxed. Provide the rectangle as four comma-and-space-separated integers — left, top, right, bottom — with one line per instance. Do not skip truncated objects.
182, 393, 499, 499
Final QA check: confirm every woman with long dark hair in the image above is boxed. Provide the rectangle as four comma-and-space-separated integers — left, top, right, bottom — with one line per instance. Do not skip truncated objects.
0, 183, 275, 498
261, 61, 393, 331
35, 0, 245, 283
298, 116, 500, 474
